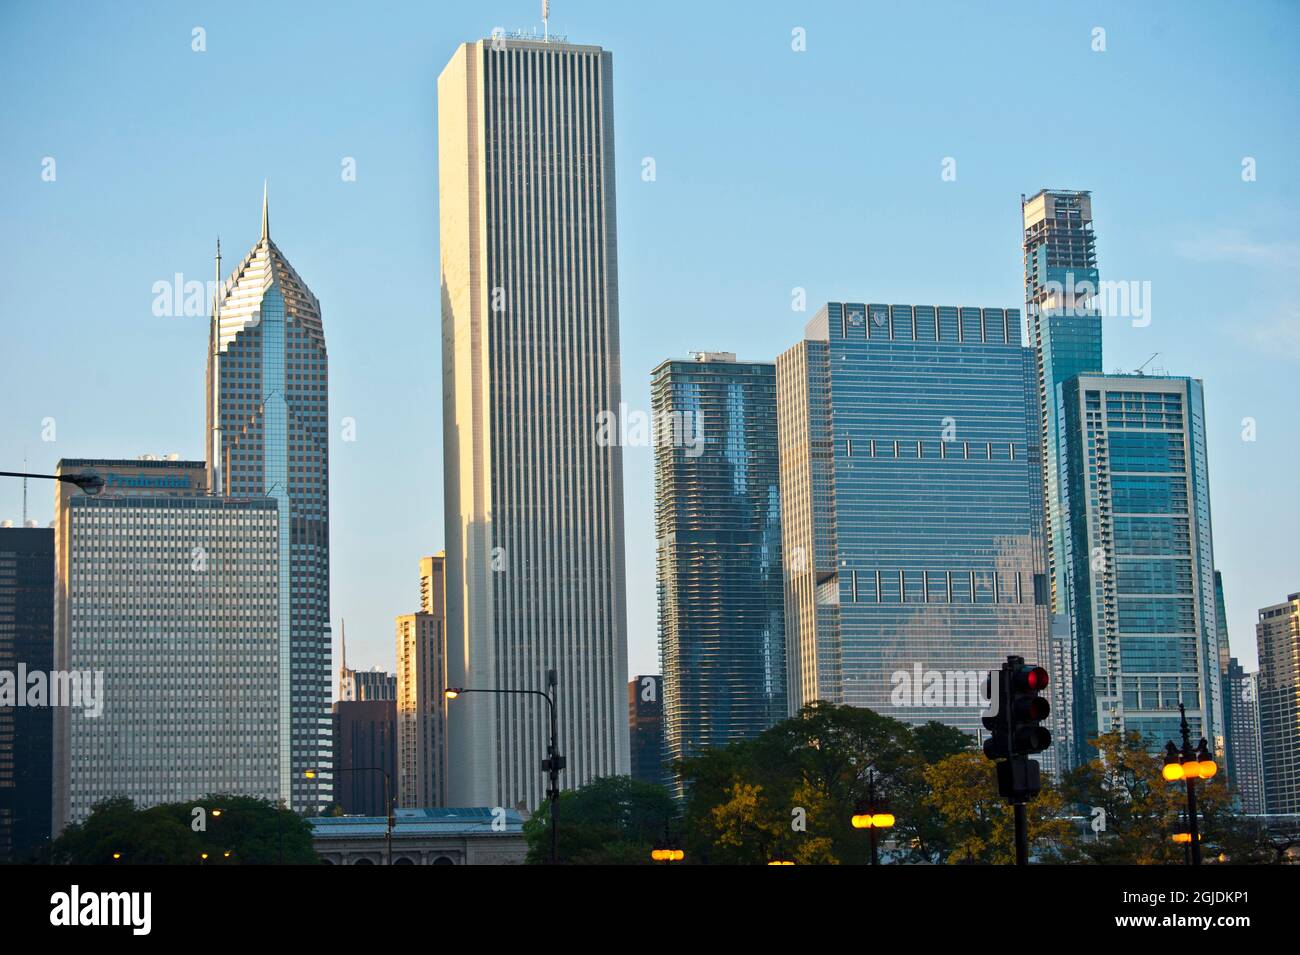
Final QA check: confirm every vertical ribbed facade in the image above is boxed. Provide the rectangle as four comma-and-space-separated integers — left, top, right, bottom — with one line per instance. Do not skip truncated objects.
439, 38, 628, 809
652, 355, 786, 781
206, 201, 331, 813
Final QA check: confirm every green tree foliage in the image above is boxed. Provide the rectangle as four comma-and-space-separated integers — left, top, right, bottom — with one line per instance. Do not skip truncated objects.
1062, 731, 1276, 865
521, 775, 679, 864
50, 794, 318, 865
924, 751, 1075, 864
677, 703, 973, 864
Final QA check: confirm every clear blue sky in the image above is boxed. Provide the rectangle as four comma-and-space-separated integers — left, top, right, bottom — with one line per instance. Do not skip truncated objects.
2, 1, 1296, 677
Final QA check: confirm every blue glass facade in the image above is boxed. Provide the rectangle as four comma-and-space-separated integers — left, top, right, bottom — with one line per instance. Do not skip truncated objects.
1057, 375, 1224, 763
777, 304, 1053, 751
653, 356, 786, 778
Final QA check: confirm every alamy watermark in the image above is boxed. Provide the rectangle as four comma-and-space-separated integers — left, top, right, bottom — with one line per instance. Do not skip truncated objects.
0, 666, 104, 717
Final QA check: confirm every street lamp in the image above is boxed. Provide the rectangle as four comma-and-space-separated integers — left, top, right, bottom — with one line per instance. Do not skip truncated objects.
850, 769, 895, 865
1162, 703, 1217, 866
0, 469, 105, 495
445, 669, 564, 864
305, 766, 394, 865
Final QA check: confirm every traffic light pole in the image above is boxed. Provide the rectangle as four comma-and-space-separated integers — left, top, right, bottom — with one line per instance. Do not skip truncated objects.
1013, 799, 1028, 867
1179, 707, 1202, 866
983, 656, 1052, 866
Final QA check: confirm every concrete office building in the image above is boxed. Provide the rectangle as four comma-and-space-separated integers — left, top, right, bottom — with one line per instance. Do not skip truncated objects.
439, 36, 629, 807
52, 458, 279, 831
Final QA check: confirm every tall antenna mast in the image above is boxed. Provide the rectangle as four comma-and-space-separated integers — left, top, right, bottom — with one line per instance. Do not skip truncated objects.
210, 236, 223, 496
21, 454, 27, 525
542, 0, 550, 42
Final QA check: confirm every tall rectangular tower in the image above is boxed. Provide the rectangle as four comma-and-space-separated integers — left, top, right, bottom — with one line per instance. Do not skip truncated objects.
1256, 593, 1300, 813
52, 459, 280, 831
0, 525, 54, 861
1224, 657, 1266, 814
652, 354, 786, 780
1022, 190, 1102, 617
1057, 375, 1225, 763
776, 304, 1053, 749
206, 194, 332, 813
438, 36, 629, 807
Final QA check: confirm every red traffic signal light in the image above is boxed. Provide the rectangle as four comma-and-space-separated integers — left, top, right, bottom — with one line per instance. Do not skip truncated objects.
1013, 666, 1049, 692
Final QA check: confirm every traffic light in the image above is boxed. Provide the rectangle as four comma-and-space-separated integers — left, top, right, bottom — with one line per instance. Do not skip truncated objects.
1009, 663, 1051, 756
982, 667, 1010, 760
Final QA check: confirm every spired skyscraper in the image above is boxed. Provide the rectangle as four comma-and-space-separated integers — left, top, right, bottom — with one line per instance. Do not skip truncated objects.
438, 36, 629, 808
206, 189, 332, 813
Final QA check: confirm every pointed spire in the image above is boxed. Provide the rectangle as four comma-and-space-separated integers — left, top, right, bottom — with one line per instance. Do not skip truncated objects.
261, 180, 269, 241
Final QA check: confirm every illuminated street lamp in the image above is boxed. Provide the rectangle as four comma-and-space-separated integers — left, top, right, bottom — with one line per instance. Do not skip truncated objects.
851, 769, 895, 865
767, 859, 795, 866
1162, 703, 1216, 866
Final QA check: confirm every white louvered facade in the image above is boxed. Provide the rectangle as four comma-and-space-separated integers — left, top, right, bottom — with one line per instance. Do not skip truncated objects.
438, 37, 629, 809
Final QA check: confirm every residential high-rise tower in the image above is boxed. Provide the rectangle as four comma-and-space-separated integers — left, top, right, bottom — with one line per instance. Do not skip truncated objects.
652, 354, 786, 780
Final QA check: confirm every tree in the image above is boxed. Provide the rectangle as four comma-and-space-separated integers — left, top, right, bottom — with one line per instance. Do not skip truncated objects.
51, 795, 317, 865
1062, 731, 1261, 865
924, 751, 1075, 864
677, 703, 958, 864
521, 775, 678, 864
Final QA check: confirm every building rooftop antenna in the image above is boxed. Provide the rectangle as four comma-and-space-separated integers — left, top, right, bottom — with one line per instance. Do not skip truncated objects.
542, 0, 550, 42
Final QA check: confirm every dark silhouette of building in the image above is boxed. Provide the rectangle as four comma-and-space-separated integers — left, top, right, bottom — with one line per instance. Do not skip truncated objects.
0, 526, 54, 861
628, 675, 663, 786
333, 698, 397, 817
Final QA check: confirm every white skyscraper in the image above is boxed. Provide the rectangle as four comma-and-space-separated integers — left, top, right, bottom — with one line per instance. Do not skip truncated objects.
438, 36, 629, 808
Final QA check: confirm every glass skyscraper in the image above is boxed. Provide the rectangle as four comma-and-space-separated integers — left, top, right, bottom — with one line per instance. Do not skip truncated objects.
207, 190, 331, 813
1023, 189, 1102, 617
1057, 374, 1225, 762
652, 354, 786, 779
776, 304, 1052, 748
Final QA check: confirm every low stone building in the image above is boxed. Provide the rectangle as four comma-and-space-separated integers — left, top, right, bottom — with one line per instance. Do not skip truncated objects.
309, 807, 527, 865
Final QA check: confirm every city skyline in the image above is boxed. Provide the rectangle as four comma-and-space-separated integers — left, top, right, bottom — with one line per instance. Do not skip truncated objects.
3, 2, 1297, 687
